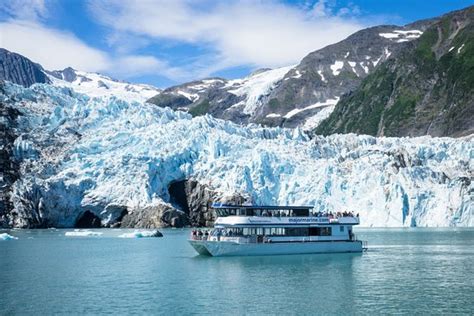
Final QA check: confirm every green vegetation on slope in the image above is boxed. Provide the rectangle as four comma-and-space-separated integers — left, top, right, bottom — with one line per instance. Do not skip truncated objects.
315, 6, 474, 137
189, 99, 210, 117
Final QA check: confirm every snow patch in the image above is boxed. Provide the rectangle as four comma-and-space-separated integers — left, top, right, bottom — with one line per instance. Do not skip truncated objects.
379, 30, 422, 42
48, 71, 161, 102
302, 105, 337, 131
317, 70, 326, 82
266, 113, 282, 118
379, 33, 399, 39
330, 61, 344, 76
372, 56, 383, 67
457, 44, 465, 54
226, 65, 294, 115
284, 98, 339, 119
290, 70, 302, 79
359, 62, 369, 74
176, 90, 199, 102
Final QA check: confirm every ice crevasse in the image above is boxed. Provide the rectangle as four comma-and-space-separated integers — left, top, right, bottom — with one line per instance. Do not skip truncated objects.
2, 82, 473, 228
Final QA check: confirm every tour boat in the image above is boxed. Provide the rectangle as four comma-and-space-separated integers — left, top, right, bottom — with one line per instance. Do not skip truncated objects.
188, 205, 367, 256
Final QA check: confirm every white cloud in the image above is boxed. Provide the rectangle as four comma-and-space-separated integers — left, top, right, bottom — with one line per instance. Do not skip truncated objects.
0, 20, 111, 71
1, 0, 48, 21
0, 0, 371, 84
0, 19, 181, 81
89, 0, 365, 74
112, 55, 186, 79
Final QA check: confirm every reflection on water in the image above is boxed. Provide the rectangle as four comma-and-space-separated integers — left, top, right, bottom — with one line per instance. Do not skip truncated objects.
0, 228, 472, 314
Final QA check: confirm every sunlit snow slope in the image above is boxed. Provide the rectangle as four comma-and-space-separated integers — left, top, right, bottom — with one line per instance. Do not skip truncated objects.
2, 82, 473, 228
47, 67, 161, 102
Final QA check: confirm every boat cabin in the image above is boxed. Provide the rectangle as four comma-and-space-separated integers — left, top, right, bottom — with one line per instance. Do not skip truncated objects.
190, 205, 360, 243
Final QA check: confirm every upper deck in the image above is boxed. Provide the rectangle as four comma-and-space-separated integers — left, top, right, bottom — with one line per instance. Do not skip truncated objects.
212, 205, 360, 226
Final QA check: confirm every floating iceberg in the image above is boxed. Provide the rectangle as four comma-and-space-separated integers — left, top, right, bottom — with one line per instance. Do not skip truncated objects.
1, 82, 472, 228
118, 230, 163, 238
0, 233, 18, 240
65, 230, 103, 237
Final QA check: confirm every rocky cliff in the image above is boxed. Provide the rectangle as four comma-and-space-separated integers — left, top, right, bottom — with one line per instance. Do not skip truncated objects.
315, 6, 474, 137
0, 48, 50, 87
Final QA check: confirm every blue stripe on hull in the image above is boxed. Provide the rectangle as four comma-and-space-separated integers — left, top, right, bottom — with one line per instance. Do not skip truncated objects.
189, 240, 363, 257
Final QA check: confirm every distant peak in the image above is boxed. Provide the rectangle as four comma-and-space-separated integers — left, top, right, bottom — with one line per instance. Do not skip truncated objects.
249, 68, 272, 76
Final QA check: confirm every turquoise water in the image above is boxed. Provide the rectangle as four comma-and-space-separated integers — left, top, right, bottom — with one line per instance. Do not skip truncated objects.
1, 228, 473, 315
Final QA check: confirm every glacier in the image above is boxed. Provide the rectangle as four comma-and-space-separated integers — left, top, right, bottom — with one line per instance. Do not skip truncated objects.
1, 81, 472, 228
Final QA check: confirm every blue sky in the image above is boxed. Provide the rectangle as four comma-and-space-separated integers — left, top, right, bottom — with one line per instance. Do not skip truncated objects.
1, 0, 472, 88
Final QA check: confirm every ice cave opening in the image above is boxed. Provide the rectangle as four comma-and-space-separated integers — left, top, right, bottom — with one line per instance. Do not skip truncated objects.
75, 210, 102, 228
168, 180, 190, 215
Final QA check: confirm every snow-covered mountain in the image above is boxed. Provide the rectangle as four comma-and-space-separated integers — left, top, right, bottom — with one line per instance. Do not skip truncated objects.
0, 49, 162, 102
47, 67, 161, 102
148, 21, 434, 130
1, 81, 472, 228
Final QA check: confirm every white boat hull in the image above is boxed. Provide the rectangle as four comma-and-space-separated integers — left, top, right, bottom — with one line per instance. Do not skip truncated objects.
189, 240, 363, 257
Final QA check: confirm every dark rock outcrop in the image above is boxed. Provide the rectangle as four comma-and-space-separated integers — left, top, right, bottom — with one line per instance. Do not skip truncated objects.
120, 204, 188, 228
0, 49, 50, 87
75, 210, 102, 228
0, 94, 21, 228
168, 179, 250, 227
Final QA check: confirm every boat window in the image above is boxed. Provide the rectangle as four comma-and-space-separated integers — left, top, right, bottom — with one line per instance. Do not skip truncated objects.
321, 227, 332, 236
309, 227, 332, 236
292, 208, 310, 216
285, 228, 309, 236
340, 226, 344, 232
264, 227, 285, 236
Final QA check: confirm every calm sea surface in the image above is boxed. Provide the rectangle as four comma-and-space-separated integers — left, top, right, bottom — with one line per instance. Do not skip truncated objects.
1, 228, 473, 315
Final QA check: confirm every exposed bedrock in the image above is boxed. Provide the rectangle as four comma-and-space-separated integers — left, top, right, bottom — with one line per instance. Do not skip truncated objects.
0, 102, 21, 228
168, 179, 250, 227
120, 204, 188, 228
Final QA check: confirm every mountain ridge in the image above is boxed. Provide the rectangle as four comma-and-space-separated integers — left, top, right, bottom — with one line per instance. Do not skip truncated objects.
147, 20, 436, 130
315, 5, 474, 137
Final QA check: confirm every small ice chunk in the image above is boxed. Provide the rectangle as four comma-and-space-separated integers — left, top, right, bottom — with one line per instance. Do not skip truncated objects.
0, 233, 18, 240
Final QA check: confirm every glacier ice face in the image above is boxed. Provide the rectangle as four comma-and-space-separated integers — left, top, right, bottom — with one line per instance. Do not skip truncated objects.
1, 82, 473, 228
